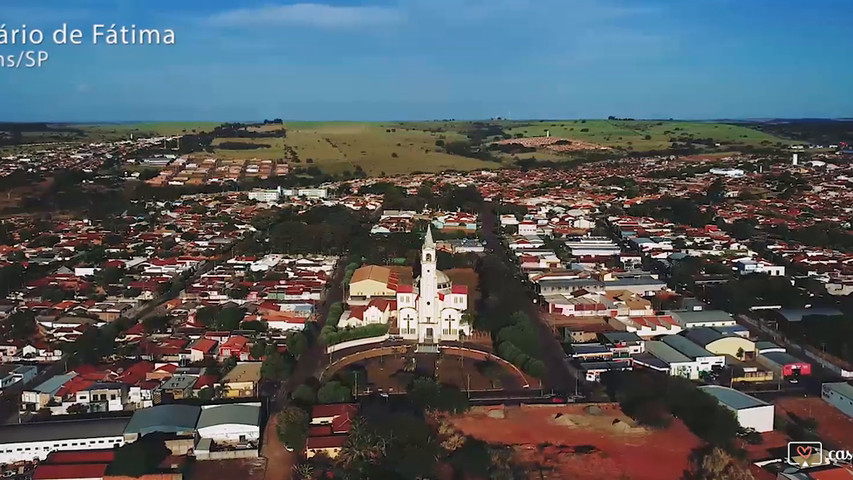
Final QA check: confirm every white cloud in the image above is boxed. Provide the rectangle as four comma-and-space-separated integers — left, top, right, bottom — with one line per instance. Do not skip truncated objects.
205, 3, 405, 29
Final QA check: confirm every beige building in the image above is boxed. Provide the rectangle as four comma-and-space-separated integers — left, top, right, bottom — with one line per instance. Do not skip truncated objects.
684, 327, 756, 359
221, 363, 262, 398
347, 266, 399, 306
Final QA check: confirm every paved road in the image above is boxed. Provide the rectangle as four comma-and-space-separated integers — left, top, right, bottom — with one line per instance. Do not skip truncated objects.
272, 257, 346, 411
479, 202, 583, 395
261, 258, 346, 480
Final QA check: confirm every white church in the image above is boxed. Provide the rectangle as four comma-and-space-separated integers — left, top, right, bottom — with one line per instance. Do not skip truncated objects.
343, 226, 471, 343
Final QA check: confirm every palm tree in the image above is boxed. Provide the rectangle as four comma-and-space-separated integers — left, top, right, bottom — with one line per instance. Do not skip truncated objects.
337, 417, 387, 471
292, 462, 314, 480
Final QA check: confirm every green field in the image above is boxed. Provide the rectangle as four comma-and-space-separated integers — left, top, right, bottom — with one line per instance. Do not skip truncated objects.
2, 119, 798, 175
79, 122, 221, 139
204, 122, 489, 175
499, 120, 796, 151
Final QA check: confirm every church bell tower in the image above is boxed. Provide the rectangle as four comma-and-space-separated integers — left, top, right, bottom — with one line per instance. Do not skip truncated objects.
419, 225, 438, 327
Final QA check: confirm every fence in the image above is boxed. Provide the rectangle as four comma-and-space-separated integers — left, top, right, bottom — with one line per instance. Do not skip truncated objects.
325, 334, 390, 354
195, 449, 258, 461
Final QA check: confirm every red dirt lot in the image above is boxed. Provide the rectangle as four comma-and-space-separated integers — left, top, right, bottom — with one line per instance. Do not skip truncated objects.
775, 396, 853, 449
446, 403, 702, 480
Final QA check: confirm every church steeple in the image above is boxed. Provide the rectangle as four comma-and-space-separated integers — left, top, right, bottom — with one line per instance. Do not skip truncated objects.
424, 225, 435, 249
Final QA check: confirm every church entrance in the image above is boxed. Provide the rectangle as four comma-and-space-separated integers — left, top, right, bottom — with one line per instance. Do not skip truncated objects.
425, 327, 434, 341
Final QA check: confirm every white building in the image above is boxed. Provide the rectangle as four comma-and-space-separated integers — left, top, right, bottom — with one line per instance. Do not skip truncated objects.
195, 403, 262, 445
734, 257, 786, 277
0, 417, 128, 464
247, 188, 281, 203
397, 227, 471, 343
821, 382, 853, 418
699, 385, 775, 433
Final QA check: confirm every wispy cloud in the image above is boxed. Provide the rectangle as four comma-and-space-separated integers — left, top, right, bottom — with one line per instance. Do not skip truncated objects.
205, 3, 405, 29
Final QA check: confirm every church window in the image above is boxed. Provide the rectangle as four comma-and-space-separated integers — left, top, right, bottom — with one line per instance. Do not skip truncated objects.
425, 253, 432, 262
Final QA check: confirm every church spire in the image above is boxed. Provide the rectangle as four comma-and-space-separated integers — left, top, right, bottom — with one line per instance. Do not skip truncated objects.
424, 224, 435, 249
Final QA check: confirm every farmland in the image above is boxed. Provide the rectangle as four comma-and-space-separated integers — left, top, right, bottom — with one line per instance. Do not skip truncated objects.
499, 120, 797, 151
202, 122, 492, 176
2, 119, 799, 176
79, 122, 221, 139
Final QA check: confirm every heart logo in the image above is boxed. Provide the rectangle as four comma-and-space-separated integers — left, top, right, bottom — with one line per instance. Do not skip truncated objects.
796, 446, 813, 458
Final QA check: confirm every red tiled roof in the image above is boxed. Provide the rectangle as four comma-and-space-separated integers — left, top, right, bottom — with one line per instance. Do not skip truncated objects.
451, 285, 468, 294
305, 435, 347, 449
191, 338, 217, 353
32, 463, 109, 480
396, 284, 414, 293
44, 450, 115, 464
312, 403, 358, 419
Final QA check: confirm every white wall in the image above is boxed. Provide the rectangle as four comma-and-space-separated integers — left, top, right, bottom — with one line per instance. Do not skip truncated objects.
0, 435, 125, 464
325, 334, 390, 354
196, 424, 260, 444
737, 405, 775, 433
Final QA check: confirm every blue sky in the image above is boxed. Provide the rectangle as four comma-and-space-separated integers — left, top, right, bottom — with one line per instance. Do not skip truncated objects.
1, 0, 851, 122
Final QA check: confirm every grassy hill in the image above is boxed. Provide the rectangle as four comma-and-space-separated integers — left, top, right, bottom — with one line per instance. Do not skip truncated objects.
3, 120, 797, 175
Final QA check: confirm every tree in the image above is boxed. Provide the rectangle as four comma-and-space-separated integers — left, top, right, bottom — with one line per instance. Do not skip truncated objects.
197, 387, 214, 402
250, 339, 267, 360
228, 284, 249, 299
685, 447, 755, 480
8, 310, 36, 340
109, 433, 170, 478
261, 352, 290, 381
317, 380, 352, 404
706, 178, 726, 203
736, 347, 745, 360
66, 403, 88, 415
142, 315, 169, 333
337, 416, 387, 472
286, 332, 308, 358
277, 406, 310, 451
222, 355, 238, 374
216, 307, 245, 330
194, 306, 219, 327
291, 384, 316, 405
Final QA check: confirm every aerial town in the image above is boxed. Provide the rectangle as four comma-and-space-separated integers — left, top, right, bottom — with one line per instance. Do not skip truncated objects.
0, 117, 851, 480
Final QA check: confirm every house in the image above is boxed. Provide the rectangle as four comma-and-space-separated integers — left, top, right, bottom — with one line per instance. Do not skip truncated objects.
20, 373, 78, 413
159, 375, 198, 400
0, 364, 38, 390
218, 335, 249, 361
339, 298, 395, 329
306, 404, 357, 459
734, 258, 785, 277
599, 332, 644, 358
189, 338, 218, 362
611, 315, 682, 339
221, 363, 261, 398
